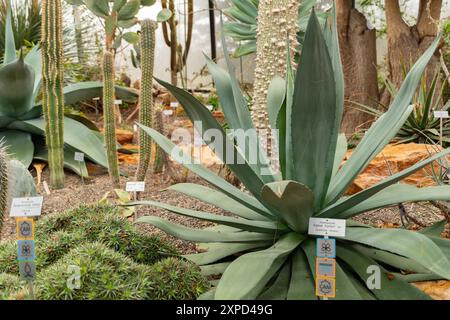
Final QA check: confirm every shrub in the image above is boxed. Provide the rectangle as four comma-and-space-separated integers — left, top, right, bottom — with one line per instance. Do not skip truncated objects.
0, 273, 22, 300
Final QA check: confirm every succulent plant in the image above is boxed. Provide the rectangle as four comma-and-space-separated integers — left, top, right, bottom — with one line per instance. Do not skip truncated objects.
151, 107, 165, 174
102, 51, 120, 187
41, 0, 65, 188
133, 10, 450, 300
0, 5, 138, 177
135, 19, 156, 181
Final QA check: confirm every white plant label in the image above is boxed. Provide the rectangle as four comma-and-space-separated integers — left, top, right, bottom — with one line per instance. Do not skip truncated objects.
163, 110, 174, 116
206, 105, 214, 111
434, 111, 449, 118
43, 181, 51, 195
170, 102, 179, 108
126, 182, 146, 192
308, 218, 346, 238
10, 197, 44, 217
92, 97, 101, 101
115, 99, 123, 105
133, 124, 138, 132
74, 152, 85, 162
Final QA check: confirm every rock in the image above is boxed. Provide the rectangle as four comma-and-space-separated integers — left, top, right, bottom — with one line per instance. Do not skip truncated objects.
346, 143, 450, 194
413, 280, 450, 300
115, 129, 134, 145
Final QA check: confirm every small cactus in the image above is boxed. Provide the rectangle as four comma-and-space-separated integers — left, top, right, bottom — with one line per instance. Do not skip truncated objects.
136, 19, 157, 181
102, 51, 120, 187
152, 107, 165, 174
41, 0, 65, 188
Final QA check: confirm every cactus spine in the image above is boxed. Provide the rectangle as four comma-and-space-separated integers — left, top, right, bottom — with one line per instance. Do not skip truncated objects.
136, 19, 157, 181
152, 107, 165, 174
251, 0, 299, 157
0, 144, 8, 234
41, 0, 65, 189
103, 51, 120, 187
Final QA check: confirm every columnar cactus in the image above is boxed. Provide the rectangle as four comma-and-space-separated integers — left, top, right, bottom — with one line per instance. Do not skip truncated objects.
251, 0, 299, 157
41, 0, 65, 189
152, 107, 165, 174
103, 51, 120, 187
0, 144, 8, 234
136, 19, 157, 181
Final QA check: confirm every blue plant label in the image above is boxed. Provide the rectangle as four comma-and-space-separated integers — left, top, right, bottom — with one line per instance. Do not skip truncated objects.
317, 238, 336, 258
17, 240, 35, 261
19, 261, 36, 280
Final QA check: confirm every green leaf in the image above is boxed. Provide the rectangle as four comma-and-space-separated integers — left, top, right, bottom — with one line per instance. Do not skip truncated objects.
291, 11, 337, 208
230, 0, 258, 19
112, 0, 127, 12
326, 35, 442, 204
286, 248, 316, 300
419, 220, 446, 238
233, 41, 256, 58
0, 130, 34, 167
105, 15, 117, 37
130, 200, 287, 234
3, 5, 16, 65
201, 262, 231, 277
141, 0, 156, 6
24, 46, 42, 103
258, 261, 291, 300
332, 133, 347, 178
345, 227, 450, 280
136, 123, 272, 217
261, 181, 314, 233
118, 0, 140, 21
123, 32, 139, 44
215, 233, 305, 299
167, 183, 269, 220
117, 18, 138, 28
267, 76, 286, 129
85, 0, 110, 18
135, 216, 276, 243
62, 81, 138, 105
157, 8, 172, 22
223, 7, 256, 25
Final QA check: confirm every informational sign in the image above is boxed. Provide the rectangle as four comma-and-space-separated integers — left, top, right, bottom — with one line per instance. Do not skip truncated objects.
163, 109, 174, 116
434, 111, 449, 118
17, 240, 35, 261
19, 261, 36, 281
10, 197, 44, 217
317, 238, 336, 258
16, 218, 34, 240
308, 218, 346, 238
115, 99, 123, 105
316, 276, 336, 298
170, 102, 179, 108
316, 258, 336, 277
126, 181, 146, 192
74, 152, 85, 162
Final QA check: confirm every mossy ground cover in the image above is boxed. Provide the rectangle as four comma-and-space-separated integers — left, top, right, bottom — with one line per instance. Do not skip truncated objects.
0, 205, 208, 300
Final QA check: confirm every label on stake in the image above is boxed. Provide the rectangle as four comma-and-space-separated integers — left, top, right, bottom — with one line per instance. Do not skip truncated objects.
19, 261, 36, 280
17, 240, 35, 260
16, 218, 34, 240
316, 276, 336, 298
434, 111, 449, 118
308, 218, 346, 238
74, 152, 85, 162
126, 181, 146, 192
10, 197, 44, 217
316, 258, 336, 277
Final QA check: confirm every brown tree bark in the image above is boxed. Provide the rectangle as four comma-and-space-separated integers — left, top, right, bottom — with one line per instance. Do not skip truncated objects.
337, 0, 379, 135
383, 0, 442, 105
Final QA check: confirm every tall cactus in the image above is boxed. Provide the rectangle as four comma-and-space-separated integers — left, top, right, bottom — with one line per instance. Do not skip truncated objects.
41, 0, 65, 189
0, 144, 8, 234
136, 19, 157, 181
103, 51, 120, 187
251, 0, 299, 158
152, 107, 165, 174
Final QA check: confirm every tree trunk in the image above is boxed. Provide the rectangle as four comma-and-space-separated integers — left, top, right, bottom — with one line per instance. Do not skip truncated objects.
337, 0, 379, 136
383, 0, 442, 105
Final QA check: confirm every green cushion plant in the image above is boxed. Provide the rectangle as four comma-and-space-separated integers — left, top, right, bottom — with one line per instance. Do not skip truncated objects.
132, 9, 450, 300
0, 6, 137, 176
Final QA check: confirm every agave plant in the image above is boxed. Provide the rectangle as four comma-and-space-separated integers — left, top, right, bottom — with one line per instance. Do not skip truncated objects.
0, 7, 137, 176
132, 10, 450, 300
224, 0, 327, 57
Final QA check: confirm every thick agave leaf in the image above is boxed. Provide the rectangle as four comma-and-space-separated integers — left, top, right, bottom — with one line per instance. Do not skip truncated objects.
338, 245, 431, 300
345, 227, 450, 279
261, 180, 314, 233
215, 232, 305, 300
8, 117, 108, 168
3, 6, 16, 66
267, 76, 286, 130
419, 220, 446, 238
286, 248, 316, 300
184, 242, 271, 266
200, 263, 231, 277
135, 215, 275, 243
335, 184, 450, 219
137, 123, 272, 217
0, 130, 34, 167
0, 58, 35, 117
167, 183, 269, 221
320, 148, 450, 218
130, 200, 287, 234
332, 134, 347, 178
63, 81, 139, 105
326, 35, 442, 204
291, 10, 337, 208
258, 261, 291, 300
24, 46, 42, 102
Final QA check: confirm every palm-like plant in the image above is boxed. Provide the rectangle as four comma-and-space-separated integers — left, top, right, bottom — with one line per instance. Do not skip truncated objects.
0, 7, 137, 176
132, 11, 450, 300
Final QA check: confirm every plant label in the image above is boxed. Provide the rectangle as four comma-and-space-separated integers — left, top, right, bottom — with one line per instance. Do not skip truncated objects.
17, 240, 35, 261
163, 110, 174, 116
316, 276, 335, 298
16, 218, 34, 240
126, 181, 146, 192
74, 152, 85, 162
316, 258, 336, 277
43, 181, 51, 195
92, 97, 101, 101
133, 124, 138, 132
316, 238, 336, 258
115, 99, 123, 105
19, 261, 36, 280
10, 197, 44, 217
206, 105, 214, 111
434, 111, 449, 118
170, 102, 179, 108
308, 218, 346, 237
